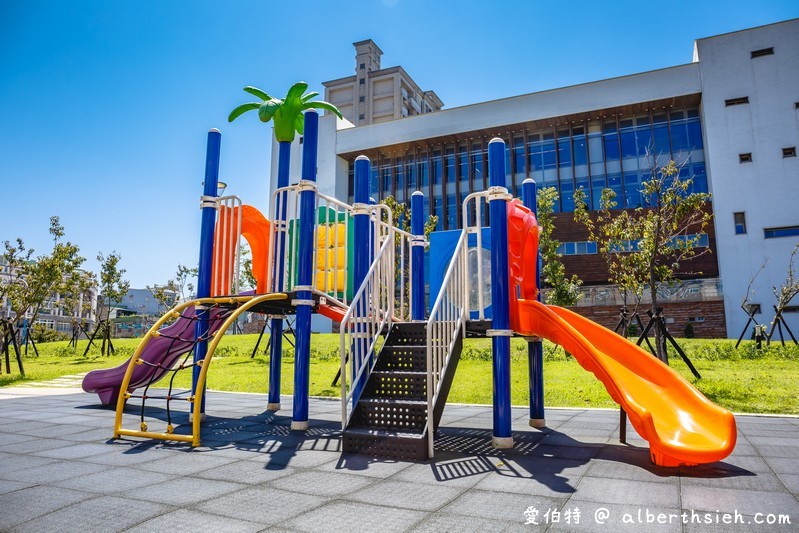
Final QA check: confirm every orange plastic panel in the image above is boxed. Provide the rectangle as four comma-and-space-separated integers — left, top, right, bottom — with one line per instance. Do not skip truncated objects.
212, 205, 271, 295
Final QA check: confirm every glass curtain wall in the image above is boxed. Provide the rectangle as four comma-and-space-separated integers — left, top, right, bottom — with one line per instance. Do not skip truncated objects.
349, 107, 706, 230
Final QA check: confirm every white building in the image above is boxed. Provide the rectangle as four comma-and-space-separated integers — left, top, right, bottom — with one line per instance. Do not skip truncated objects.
272, 19, 799, 339
323, 39, 443, 127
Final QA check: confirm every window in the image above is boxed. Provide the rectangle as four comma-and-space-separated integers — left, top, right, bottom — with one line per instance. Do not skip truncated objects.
751, 47, 774, 58
734, 212, 747, 235
725, 97, 749, 106
358, 114, 364, 120
359, 63, 365, 69
783, 147, 797, 158
688, 316, 705, 323
359, 96, 364, 102
359, 79, 365, 85
764, 226, 799, 239
739, 153, 753, 163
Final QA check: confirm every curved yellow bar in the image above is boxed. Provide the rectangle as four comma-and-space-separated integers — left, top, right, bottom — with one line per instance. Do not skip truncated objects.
113, 293, 287, 444
190, 293, 287, 445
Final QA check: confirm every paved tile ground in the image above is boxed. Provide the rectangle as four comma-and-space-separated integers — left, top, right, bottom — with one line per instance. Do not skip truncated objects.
1, 386, 797, 532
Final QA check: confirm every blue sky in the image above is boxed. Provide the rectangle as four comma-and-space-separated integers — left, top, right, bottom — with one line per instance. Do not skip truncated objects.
1, 0, 797, 288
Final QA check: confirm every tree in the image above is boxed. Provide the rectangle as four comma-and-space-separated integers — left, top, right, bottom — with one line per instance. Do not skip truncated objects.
574, 187, 646, 327
536, 187, 582, 307
148, 263, 197, 316
228, 82, 342, 143
380, 195, 438, 316
58, 268, 97, 349
577, 155, 712, 362
1, 217, 86, 341
768, 243, 799, 345
239, 245, 257, 292
95, 251, 130, 355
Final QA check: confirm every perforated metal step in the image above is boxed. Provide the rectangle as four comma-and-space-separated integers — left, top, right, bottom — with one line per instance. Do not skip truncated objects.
344, 321, 461, 462
373, 345, 427, 372
363, 371, 427, 400
350, 399, 428, 432
342, 427, 427, 461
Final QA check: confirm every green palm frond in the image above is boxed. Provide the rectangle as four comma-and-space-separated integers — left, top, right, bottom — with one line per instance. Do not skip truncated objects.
228, 102, 260, 122
258, 100, 281, 123
230, 81, 342, 143
304, 100, 343, 119
243, 86, 272, 101
286, 82, 309, 103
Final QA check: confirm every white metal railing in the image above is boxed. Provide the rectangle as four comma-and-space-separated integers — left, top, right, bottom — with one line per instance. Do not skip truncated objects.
339, 234, 397, 426
269, 183, 413, 314
211, 195, 243, 297
268, 182, 415, 428
423, 191, 490, 457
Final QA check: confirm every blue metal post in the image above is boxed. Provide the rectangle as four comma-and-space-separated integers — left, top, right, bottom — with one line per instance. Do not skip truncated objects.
488, 138, 513, 449
291, 110, 319, 431
411, 191, 425, 321
192, 128, 221, 419
522, 178, 545, 428
267, 140, 292, 412
352, 156, 371, 404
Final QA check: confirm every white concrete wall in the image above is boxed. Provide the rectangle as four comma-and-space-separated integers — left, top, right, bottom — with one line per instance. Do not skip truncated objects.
697, 19, 799, 338
336, 63, 702, 154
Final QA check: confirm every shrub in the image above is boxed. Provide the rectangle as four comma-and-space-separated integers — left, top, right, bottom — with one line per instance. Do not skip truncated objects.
30, 324, 69, 344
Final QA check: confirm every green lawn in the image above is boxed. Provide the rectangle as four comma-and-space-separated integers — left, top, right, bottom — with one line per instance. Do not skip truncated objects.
2, 334, 797, 414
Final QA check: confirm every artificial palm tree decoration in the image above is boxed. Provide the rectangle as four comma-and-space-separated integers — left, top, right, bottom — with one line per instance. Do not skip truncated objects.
228, 81, 342, 142
227, 81, 341, 414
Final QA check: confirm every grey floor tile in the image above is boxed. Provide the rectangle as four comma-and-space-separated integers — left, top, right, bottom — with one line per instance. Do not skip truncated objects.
0, 454, 58, 476
198, 486, 328, 524
0, 479, 34, 495
553, 499, 682, 532
315, 453, 413, 478
681, 485, 799, 516
283, 500, 427, 533
390, 458, 493, 487
0, 432, 39, 446
681, 471, 787, 492
411, 512, 518, 532
132, 451, 239, 475
346, 479, 464, 511
270, 470, 375, 496
585, 458, 679, 483
33, 442, 120, 460
125, 508, 264, 533
12, 495, 170, 533
54, 466, 173, 493
765, 456, 799, 475
1, 459, 108, 484
127, 476, 244, 506
776, 473, 799, 493
574, 476, 681, 507
0, 485, 91, 529
441, 489, 566, 522
195, 460, 296, 484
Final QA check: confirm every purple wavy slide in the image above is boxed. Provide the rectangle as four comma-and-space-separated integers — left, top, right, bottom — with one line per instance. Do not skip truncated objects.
82, 307, 228, 406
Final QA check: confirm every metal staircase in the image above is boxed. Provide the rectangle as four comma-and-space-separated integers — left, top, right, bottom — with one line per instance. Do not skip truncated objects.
342, 322, 463, 460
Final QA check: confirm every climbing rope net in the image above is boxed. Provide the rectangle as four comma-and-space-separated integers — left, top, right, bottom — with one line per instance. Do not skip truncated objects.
114, 293, 289, 445
127, 304, 232, 435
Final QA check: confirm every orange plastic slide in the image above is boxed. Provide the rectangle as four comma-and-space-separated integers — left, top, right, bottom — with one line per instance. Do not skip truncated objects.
506, 199, 736, 466
212, 205, 271, 295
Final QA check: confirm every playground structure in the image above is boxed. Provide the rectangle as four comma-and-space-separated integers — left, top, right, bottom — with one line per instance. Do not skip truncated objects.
83, 110, 736, 467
